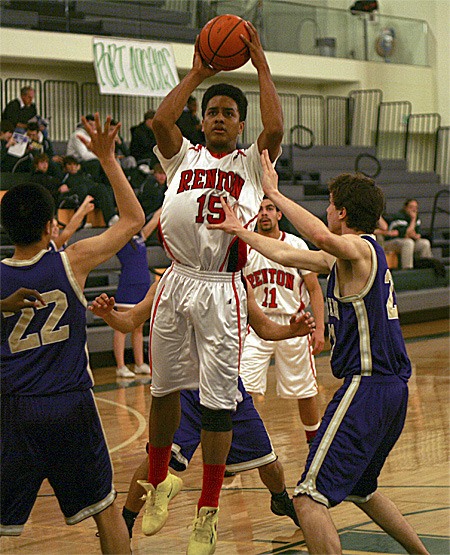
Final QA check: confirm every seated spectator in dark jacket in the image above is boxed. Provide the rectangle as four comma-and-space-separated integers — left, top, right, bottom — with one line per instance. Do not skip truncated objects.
138, 163, 167, 222
30, 154, 61, 202
1, 86, 37, 133
60, 156, 118, 227
0, 120, 17, 172
130, 110, 157, 167
110, 119, 136, 171
25, 122, 63, 178
176, 96, 205, 145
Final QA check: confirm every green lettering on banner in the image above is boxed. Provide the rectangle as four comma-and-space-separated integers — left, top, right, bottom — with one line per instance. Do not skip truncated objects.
94, 37, 179, 96
93, 41, 129, 89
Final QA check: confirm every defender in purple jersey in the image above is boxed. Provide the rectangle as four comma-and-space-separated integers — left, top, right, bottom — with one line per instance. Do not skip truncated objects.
209, 151, 428, 555
0, 114, 145, 554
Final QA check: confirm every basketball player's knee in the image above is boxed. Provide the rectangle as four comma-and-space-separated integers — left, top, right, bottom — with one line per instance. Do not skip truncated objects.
201, 406, 233, 432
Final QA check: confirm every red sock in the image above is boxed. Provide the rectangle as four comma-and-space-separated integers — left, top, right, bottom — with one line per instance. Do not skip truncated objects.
304, 423, 320, 444
197, 464, 226, 510
148, 444, 172, 487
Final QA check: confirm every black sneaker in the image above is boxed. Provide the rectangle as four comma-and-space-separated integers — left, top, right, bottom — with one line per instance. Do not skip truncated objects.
270, 491, 301, 527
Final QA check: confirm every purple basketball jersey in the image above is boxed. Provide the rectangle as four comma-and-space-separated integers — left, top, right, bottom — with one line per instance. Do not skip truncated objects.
326, 235, 411, 380
1, 250, 93, 395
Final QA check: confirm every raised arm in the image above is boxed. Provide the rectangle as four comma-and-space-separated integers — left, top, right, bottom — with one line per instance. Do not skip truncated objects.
53, 195, 95, 250
209, 199, 334, 274
65, 114, 145, 288
152, 40, 219, 159
259, 149, 370, 262
247, 281, 315, 340
242, 23, 283, 161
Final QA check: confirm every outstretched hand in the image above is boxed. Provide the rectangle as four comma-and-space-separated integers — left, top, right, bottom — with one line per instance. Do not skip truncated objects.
78, 113, 120, 162
0, 288, 46, 312
289, 311, 316, 337
207, 197, 244, 235
88, 293, 115, 318
260, 149, 279, 197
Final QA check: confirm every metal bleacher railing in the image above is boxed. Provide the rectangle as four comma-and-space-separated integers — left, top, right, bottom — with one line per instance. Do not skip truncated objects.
2, 77, 449, 185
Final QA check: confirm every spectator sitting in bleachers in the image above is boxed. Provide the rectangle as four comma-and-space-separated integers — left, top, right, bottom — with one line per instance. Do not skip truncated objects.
134, 163, 167, 225
129, 109, 158, 168
384, 199, 433, 269
24, 122, 63, 177
110, 119, 136, 171
66, 114, 105, 181
30, 153, 61, 203
0, 120, 17, 172
60, 155, 118, 227
1, 86, 37, 133
176, 95, 205, 145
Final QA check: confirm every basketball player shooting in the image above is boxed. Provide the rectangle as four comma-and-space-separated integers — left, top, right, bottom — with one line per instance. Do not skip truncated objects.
140, 19, 283, 555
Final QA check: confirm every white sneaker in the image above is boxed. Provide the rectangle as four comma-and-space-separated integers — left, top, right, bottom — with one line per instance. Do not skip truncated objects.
116, 365, 135, 378
187, 506, 219, 555
134, 363, 151, 374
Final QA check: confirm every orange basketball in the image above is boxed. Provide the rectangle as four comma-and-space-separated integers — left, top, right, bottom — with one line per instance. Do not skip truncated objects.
198, 14, 251, 71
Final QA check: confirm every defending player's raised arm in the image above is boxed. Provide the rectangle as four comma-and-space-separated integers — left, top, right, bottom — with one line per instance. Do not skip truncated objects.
208, 198, 334, 274
260, 150, 369, 262
241, 23, 283, 161
247, 280, 315, 340
88, 283, 157, 333
152, 38, 219, 159
65, 114, 144, 287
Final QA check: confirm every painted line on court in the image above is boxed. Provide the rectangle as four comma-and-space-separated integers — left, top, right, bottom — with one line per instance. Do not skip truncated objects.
95, 396, 147, 453
257, 505, 450, 554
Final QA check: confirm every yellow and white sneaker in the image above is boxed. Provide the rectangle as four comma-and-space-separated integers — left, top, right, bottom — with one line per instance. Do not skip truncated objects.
187, 506, 219, 555
137, 473, 183, 536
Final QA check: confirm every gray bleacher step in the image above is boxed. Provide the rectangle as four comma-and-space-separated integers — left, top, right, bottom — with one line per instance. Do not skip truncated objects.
280, 145, 377, 158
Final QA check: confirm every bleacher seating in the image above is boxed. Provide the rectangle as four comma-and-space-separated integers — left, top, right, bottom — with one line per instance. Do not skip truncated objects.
275, 143, 450, 265
0, 0, 199, 43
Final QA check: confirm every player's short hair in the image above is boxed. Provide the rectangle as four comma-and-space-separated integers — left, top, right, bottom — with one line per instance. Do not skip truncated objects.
328, 173, 385, 234
201, 83, 248, 121
1, 183, 55, 246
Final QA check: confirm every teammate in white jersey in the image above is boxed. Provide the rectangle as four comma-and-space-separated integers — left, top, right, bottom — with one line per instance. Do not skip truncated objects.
141, 22, 283, 554
241, 198, 325, 444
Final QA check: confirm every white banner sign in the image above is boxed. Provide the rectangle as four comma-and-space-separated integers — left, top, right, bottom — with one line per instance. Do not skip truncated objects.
93, 37, 180, 97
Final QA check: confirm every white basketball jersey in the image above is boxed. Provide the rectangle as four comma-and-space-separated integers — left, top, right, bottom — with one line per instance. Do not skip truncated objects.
244, 232, 311, 315
155, 138, 266, 272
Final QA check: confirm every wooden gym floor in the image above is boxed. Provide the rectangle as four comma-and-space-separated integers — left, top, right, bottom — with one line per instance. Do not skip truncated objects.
1, 319, 449, 554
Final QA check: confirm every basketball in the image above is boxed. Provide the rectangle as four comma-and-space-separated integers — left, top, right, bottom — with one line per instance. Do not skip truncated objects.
198, 14, 251, 71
